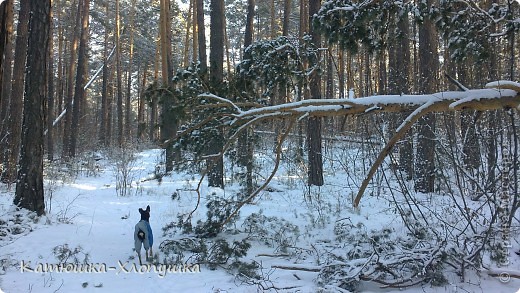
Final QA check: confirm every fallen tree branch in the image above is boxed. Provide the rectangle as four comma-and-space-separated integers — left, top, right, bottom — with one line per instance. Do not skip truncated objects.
256, 253, 291, 257
271, 264, 321, 272
171, 82, 519, 217
487, 269, 520, 280
353, 100, 437, 207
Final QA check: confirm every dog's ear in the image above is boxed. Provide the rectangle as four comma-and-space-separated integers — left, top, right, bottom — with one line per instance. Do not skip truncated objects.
146, 205, 150, 212
139, 208, 144, 215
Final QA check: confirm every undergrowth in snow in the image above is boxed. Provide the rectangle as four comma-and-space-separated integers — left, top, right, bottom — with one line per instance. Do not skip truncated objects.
0, 143, 519, 293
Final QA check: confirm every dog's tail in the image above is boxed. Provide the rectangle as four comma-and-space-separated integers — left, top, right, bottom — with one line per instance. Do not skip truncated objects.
137, 229, 145, 241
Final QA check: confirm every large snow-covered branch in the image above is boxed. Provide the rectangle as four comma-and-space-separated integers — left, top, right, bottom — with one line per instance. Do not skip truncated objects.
221, 81, 519, 208
233, 86, 519, 122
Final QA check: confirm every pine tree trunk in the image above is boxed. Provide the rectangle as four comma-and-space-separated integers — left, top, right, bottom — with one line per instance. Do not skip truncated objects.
137, 65, 148, 141
0, 0, 13, 138
56, 3, 65, 144
126, 0, 136, 139
282, 0, 291, 36
47, 4, 55, 161
62, 1, 82, 159
160, 0, 177, 172
307, 0, 323, 186
99, 3, 110, 146
236, 0, 256, 195
14, 0, 51, 216
0, 3, 6, 98
196, 0, 207, 75
192, 0, 198, 63
395, 12, 413, 180
183, 0, 193, 68
415, 0, 439, 193
2, 0, 28, 183
116, 0, 124, 146
208, 0, 225, 188
70, 0, 90, 158
270, 0, 276, 38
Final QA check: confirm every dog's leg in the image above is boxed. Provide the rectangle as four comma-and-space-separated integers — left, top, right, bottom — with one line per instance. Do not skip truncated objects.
137, 251, 142, 265
149, 247, 153, 259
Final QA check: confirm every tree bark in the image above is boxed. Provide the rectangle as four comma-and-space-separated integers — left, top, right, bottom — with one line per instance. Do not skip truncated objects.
282, 0, 291, 36
307, 0, 323, 186
208, 0, 225, 188
2, 0, 28, 182
70, 0, 90, 158
196, 0, 207, 75
236, 0, 256, 195
99, 3, 110, 146
126, 0, 136, 139
116, 0, 124, 146
160, 0, 177, 172
415, 0, 439, 193
62, 0, 82, 159
47, 2, 55, 161
14, 0, 51, 216
0, 0, 13, 138
393, 12, 413, 180
137, 65, 148, 141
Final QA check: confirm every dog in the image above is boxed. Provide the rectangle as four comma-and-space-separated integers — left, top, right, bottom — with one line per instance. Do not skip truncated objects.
134, 205, 154, 265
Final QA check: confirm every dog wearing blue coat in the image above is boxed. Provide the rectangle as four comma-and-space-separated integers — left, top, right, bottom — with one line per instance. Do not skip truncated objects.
134, 205, 153, 265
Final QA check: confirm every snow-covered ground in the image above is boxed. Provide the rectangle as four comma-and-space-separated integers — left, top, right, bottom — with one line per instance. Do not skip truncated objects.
0, 148, 519, 293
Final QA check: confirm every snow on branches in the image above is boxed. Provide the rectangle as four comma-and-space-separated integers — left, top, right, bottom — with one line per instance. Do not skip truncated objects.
198, 81, 519, 211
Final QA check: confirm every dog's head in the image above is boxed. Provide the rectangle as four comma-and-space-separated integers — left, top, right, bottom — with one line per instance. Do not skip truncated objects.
139, 205, 150, 222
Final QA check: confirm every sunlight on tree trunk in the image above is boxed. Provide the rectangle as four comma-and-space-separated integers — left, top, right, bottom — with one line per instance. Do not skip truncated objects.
14, 0, 51, 216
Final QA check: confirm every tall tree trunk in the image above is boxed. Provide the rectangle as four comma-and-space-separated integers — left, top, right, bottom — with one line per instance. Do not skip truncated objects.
2, 0, 28, 183
415, 0, 439, 193
116, 0, 124, 146
47, 3, 55, 161
282, 0, 291, 36
160, 0, 177, 172
508, 0, 515, 80
62, 0, 82, 159
192, 0, 198, 63
244, 0, 255, 49
393, 12, 413, 180
196, 0, 207, 75
14, 0, 51, 216
207, 0, 225, 188
150, 39, 160, 142
0, 0, 14, 183
0, 0, 13, 138
183, 0, 193, 68
296, 0, 308, 159
106, 64, 114, 145
69, 0, 90, 158
325, 50, 334, 132
137, 65, 148, 141
236, 0, 256, 195
126, 0, 136, 139
0, 2, 6, 102
56, 2, 65, 144
484, 0, 499, 193
99, 3, 110, 147
338, 48, 345, 99
307, 0, 323, 186
270, 0, 276, 38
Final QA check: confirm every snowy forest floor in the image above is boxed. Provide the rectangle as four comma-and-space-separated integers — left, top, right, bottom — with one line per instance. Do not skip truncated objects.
0, 147, 519, 293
